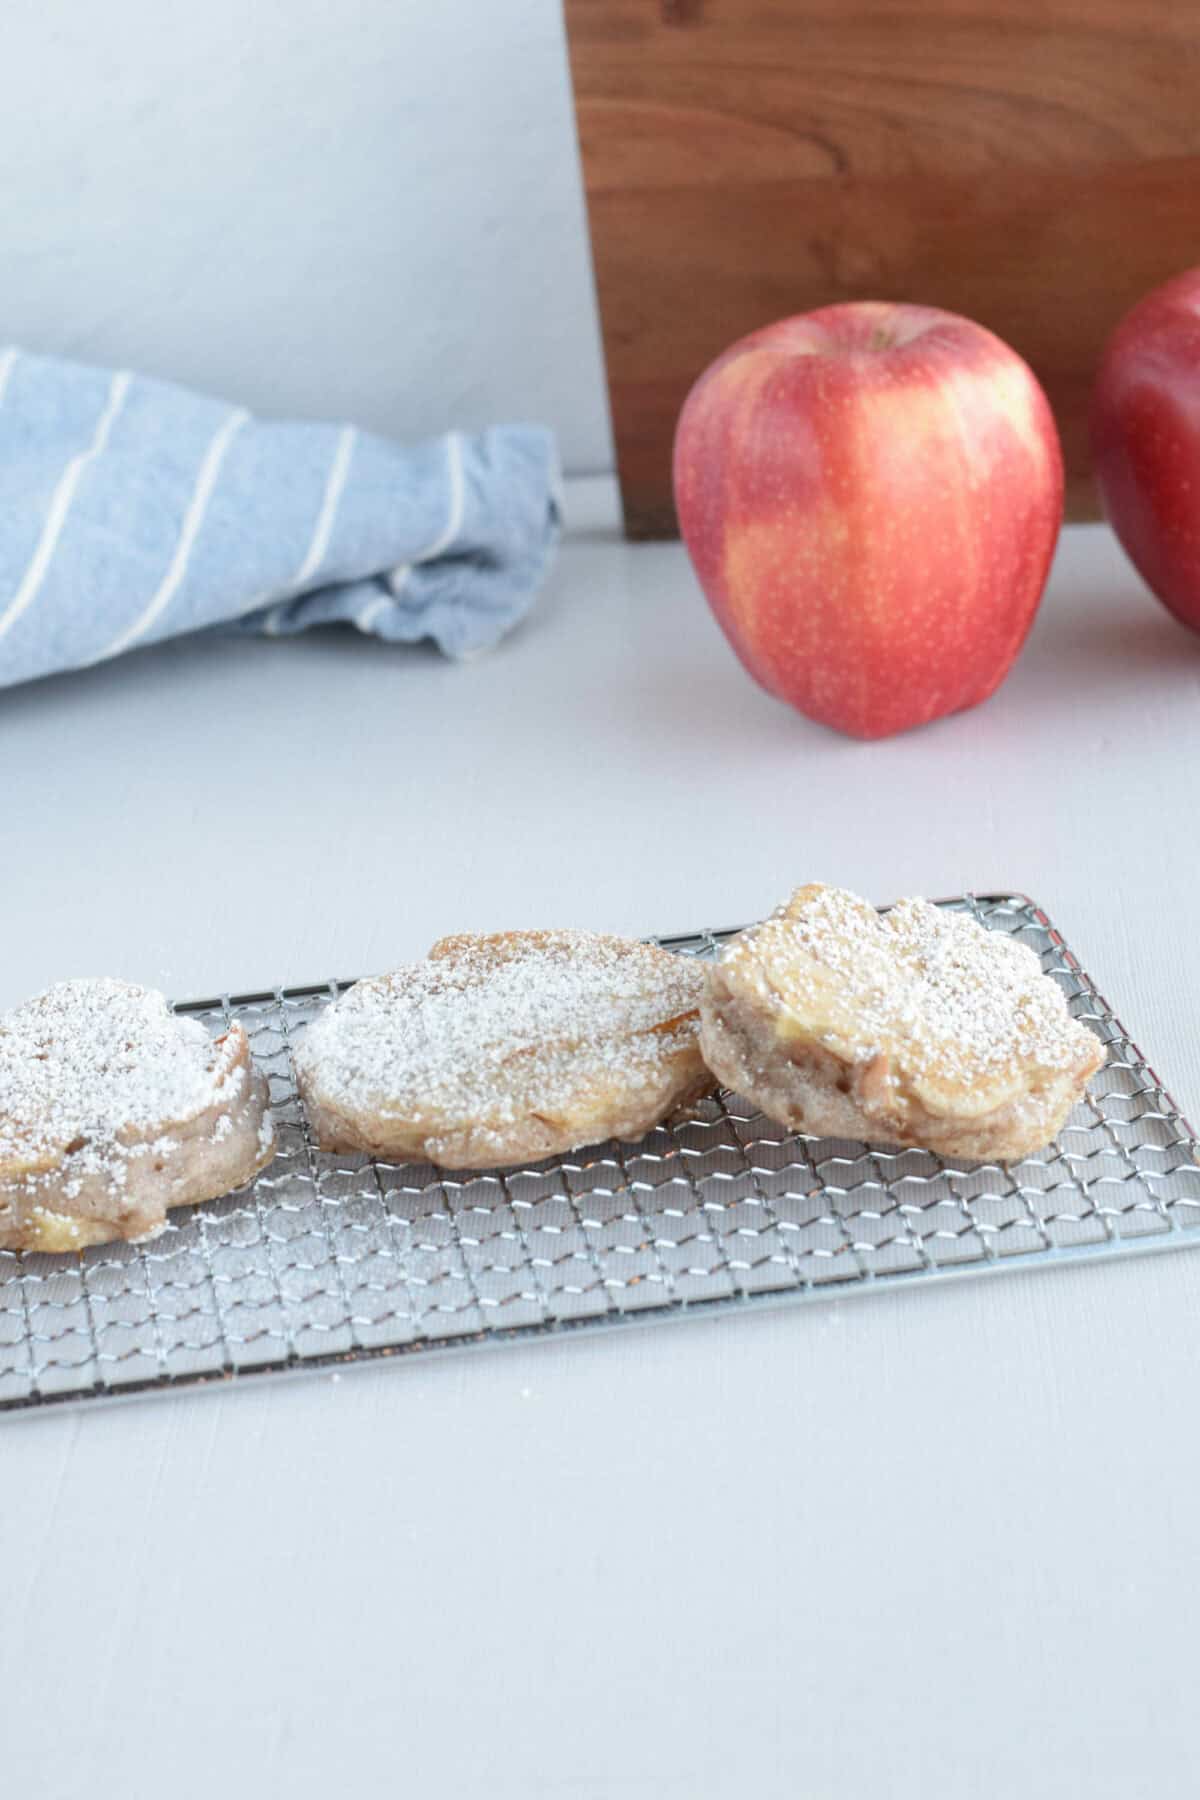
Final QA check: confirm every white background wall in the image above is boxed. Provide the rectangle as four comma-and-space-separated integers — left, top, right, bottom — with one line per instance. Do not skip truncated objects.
0, 0, 613, 473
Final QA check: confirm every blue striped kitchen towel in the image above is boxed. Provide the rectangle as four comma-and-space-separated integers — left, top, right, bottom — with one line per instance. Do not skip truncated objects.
0, 346, 562, 690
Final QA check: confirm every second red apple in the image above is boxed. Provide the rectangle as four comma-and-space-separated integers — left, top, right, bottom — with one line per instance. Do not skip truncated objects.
1091, 268, 1200, 633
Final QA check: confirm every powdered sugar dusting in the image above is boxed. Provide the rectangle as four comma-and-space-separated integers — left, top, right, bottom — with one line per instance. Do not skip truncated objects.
724, 886, 1100, 1096
0, 978, 245, 1195
296, 930, 707, 1131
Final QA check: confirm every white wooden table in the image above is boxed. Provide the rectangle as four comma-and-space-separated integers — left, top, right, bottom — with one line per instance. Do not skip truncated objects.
3, 481, 1198, 1798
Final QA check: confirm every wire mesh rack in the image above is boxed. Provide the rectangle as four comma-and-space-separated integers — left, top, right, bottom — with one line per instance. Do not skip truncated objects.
2, 892, 1198, 1414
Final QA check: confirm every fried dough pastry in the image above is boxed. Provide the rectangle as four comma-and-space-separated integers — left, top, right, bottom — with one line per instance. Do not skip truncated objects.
701, 885, 1104, 1162
294, 929, 713, 1169
0, 979, 275, 1252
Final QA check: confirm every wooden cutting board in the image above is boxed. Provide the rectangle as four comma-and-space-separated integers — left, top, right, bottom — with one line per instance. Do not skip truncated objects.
563, 0, 1200, 536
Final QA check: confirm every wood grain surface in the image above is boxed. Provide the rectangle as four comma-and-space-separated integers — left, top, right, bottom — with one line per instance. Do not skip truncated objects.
564, 0, 1200, 535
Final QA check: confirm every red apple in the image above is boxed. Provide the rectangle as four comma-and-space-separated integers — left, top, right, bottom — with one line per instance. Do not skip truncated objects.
672, 302, 1064, 740
1091, 269, 1200, 632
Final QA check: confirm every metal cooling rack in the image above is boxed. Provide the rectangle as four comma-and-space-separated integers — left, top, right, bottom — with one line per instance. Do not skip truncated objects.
2, 893, 1199, 1414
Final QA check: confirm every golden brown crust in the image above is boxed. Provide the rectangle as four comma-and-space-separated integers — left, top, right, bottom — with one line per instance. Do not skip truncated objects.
701, 886, 1104, 1162
0, 982, 275, 1253
295, 930, 714, 1170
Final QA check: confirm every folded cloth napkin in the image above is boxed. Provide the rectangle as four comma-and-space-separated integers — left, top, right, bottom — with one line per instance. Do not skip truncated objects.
0, 346, 562, 690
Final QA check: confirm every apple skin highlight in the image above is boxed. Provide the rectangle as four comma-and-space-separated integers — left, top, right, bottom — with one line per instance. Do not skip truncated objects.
673, 302, 1064, 741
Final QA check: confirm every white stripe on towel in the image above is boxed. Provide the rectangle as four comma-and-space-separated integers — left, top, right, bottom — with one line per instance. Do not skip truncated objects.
292, 423, 356, 588
259, 430, 459, 639
0, 368, 131, 643
354, 595, 391, 635
103, 406, 249, 658
416, 431, 465, 562
256, 424, 357, 637
354, 565, 409, 636
258, 602, 289, 638
0, 348, 18, 407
